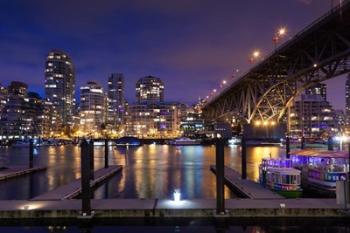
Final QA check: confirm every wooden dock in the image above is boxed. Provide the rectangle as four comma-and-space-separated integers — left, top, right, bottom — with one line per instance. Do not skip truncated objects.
0, 198, 345, 219
32, 165, 122, 200
0, 166, 47, 181
210, 165, 284, 199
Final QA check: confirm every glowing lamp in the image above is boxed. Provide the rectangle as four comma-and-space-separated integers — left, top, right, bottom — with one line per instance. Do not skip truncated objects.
173, 189, 181, 202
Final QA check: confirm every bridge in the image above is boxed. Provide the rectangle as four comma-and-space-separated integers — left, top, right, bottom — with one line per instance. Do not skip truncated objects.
203, 1, 350, 124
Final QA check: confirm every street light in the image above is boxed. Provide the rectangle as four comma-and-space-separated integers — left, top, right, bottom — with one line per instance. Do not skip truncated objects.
273, 26, 288, 48
249, 49, 261, 63
277, 27, 287, 37
334, 135, 349, 151
222, 80, 227, 85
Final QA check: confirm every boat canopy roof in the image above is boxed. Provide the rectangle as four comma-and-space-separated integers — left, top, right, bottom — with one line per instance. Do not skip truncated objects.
266, 167, 301, 175
290, 149, 348, 159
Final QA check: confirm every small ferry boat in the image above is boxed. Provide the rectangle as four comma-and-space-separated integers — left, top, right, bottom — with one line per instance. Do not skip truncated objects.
168, 137, 202, 146
259, 158, 302, 198
115, 136, 141, 146
290, 149, 348, 192
228, 136, 241, 146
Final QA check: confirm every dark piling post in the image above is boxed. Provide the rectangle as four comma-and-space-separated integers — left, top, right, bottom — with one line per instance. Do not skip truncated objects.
328, 136, 334, 151
29, 139, 34, 168
301, 136, 305, 149
241, 137, 247, 179
104, 138, 109, 168
80, 139, 91, 216
216, 138, 225, 214
89, 139, 94, 180
286, 135, 290, 159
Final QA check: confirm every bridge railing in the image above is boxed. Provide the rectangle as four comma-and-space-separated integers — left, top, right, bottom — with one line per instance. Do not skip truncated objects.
204, 0, 350, 108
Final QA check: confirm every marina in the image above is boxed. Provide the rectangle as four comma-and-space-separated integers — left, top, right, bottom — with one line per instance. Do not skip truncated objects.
210, 165, 284, 199
32, 165, 122, 200
0, 166, 47, 181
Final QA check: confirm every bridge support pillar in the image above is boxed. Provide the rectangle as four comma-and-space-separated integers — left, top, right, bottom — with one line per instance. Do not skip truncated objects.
89, 140, 94, 180
29, 139, 34, 169
216, 138, 225, 214
328, 137, 334, 151
104, 139, 109, 168
301, 136, 305, 149
286, 136, 290, 159
80, 139, 91, 216
241, 137, 247, 179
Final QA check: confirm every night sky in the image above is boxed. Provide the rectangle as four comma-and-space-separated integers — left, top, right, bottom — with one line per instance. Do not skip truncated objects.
0, 0, 346, 108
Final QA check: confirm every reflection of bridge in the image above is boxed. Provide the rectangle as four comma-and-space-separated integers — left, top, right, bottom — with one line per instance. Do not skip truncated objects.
203, 1, 350, 124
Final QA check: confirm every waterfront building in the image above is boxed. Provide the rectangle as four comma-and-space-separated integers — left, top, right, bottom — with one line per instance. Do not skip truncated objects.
136, 76, 164, 104
305, 83, 327, 101
0, 81, 28, 137
79, 81, 106, 137
44, 50, 75, 132
346, 74, 350, 125
26, 92, 47, 137
180, 107, 205, 137
290, 94, 338, 138
0, 82, 45, 138
334, 109, 347, 133
107, 73, 125, 128
0, 83, 8, 113
125, 102, 182, 138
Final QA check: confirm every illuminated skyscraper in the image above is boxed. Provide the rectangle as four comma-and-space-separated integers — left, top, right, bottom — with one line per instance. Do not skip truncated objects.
79, 81, 106, 135
136, 76, 164, 104
44, 50, 75, 130
0, 83, 7, 113
107, 73, 125, 126
305, 83, 327, 101
346, 74, 350, 125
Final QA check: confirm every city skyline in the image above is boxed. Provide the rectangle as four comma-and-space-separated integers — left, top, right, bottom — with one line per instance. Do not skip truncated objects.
0, 0, 347, 108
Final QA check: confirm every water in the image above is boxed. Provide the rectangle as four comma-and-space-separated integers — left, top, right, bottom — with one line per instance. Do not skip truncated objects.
0, 219, 348, 232
0, 145, 282, 200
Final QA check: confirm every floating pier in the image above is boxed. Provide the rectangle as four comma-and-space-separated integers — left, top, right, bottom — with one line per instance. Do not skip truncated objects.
32, 165, 122, 200
210, 165, 284, 199
0, 166, 47, 181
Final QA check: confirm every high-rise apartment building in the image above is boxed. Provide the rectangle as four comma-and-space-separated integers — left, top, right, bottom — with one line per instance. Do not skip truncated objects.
290, 94, 337, 138
305, 83, 327, 101
0, 82, 45, 137
136, 76, 164, 104
0, 83, 8, 113
107, 73, 125, 126
346, 74, 350, 125
79, 81, 106, 136
44, 50, 75, 130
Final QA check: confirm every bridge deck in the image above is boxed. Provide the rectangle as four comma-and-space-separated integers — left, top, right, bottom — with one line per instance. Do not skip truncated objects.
0, 166, 47, 181
32, 165, 122, 200
210, 165, 284, 199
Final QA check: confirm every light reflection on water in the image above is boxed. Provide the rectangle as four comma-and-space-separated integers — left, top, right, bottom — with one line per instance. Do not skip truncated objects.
0, 145, 282, 200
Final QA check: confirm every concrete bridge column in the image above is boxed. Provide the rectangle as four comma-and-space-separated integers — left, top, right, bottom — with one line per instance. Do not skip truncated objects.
286, 136, 290, 159
301, 136, 305, 149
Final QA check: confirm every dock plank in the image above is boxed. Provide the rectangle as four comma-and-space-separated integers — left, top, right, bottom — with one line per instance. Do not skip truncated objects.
32, 165, 122, 200
210, 165, 284, 199
0, 166, 47, 181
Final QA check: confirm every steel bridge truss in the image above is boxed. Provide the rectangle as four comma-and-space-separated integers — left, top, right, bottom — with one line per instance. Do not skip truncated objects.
203, 2, 350, 124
